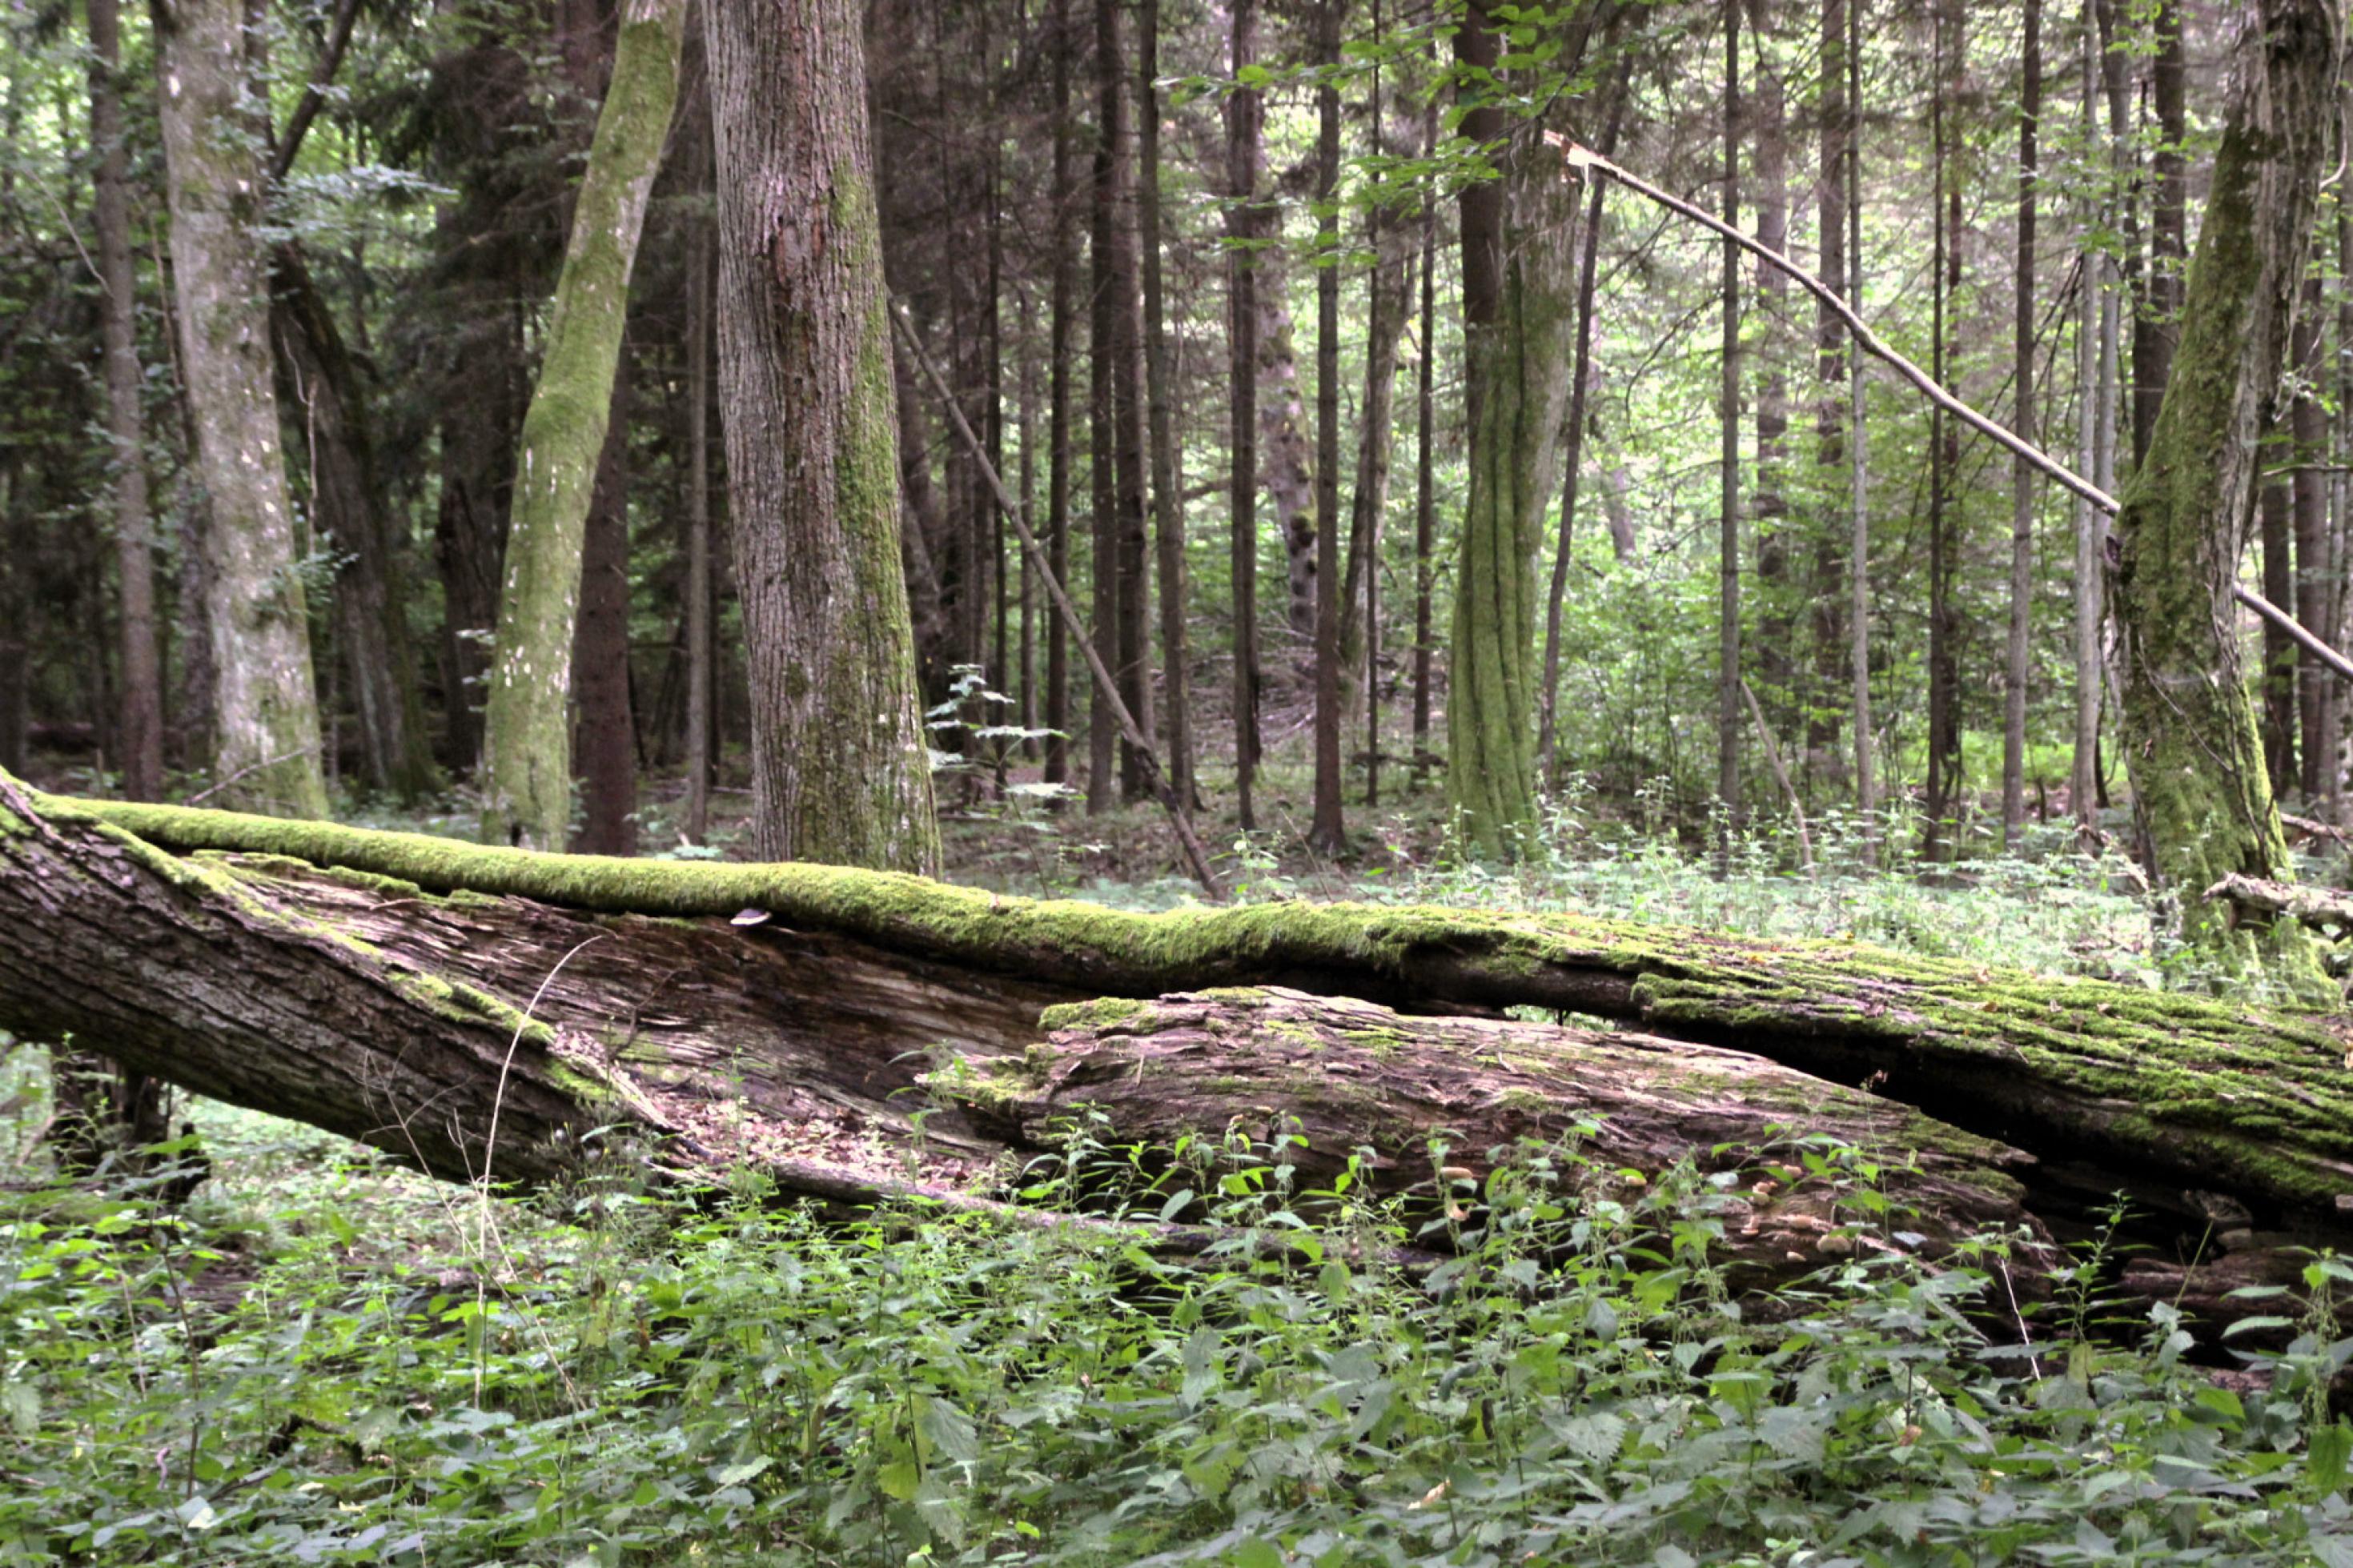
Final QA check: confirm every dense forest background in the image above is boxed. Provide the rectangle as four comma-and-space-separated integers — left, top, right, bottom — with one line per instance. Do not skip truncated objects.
0, 0, 2315, 885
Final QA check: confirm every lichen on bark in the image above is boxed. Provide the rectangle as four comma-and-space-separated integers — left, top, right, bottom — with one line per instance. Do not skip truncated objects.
479, 0, 686, 849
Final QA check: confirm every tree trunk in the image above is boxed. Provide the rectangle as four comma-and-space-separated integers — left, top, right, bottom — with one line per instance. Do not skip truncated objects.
706, 0, 939, 874
2111, 0, 2334, 995
1227, 0, 1263, 829
2072, 0, 2104, 839
1258, 243, 1322, 648
2263, 475, 2299, 787
1716, 0, 1743, 856
1845, 0, 1872, 842
1045, 0, 1075, 792
1411, 96, 1438, 792
1448, 0, 1586, 857
1100, 0, 1151, 804
2294, 279, 2331, 804
1748, 0, 1790, 750
2130, 0, 2184, 472
90, 0, 163, 808
270, 251, 440, 803
1138, 0, 1192, 812
1922, 0, 1962, 860
154, 0, 329, 820
684, 148, 715, 844
2002, 0, 2040, 848
1309, 0, 1345, 857
1536, 89, 1618, 792
1809, 0, 1848, 800
27, 777, 2353, 1341
572, 371, 636, 856
480, 0, 684, 849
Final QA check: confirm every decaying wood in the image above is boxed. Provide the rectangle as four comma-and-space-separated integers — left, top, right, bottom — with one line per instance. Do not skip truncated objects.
9, 776, 2353, 1339
2205, 872, 2353, 936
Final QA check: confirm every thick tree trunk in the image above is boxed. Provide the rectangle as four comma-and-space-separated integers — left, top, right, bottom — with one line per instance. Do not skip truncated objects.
707, 0, 939, 873
26, 779, 2353, 1339
154, 0, 329, 820
2112, 0, 2335, 994
480, 0, 683, 849
2295, 282, 2331, 803
1257, 247, 1321, 648
1448, 1, 1586, 857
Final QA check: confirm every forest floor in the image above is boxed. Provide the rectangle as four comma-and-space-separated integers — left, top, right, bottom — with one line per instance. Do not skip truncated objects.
11, 744, 2353, 1562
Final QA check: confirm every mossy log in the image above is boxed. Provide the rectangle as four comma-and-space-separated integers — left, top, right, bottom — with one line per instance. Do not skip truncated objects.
7, 776, 2353, 1335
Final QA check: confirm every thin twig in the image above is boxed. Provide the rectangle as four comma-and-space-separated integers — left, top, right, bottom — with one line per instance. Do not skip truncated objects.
889, 301, 1224, 899
185, 746, 319, 807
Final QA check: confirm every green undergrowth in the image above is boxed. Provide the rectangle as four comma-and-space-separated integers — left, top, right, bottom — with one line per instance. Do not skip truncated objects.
11, 1101, 2353, 1566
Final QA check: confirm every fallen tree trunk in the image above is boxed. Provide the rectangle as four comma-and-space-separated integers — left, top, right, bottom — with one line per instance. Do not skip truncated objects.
4, 776, 2348, 1336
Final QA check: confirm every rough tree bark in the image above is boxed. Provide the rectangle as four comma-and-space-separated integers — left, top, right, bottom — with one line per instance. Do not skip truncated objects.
1138, 0, 1193, 810
707, 0, 940, 873
480, 0, 684, 849
2111, 0, 2335, 996
153, 0, 329, 819
2002, 0, 2040, 848
1310, 0, 1346, 857
19, 778, 2353, 1340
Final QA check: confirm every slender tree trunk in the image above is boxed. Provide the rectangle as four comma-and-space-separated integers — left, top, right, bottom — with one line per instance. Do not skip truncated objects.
89, 0, 163, 807
480, 0, 685, 848
1806, 0, 1848, 789
705, 0, 941, 873
1339, 186, 1411, 794
684, 144, 714, 844
1748, 0, 1790, 746
1717, 0, 1743, 858
1086, 0, 1119, 813
1308, 0, 1345, 855
1019, 295, 1039, 761
572, 371, 636, 856
2071, 0, 2103, 838
1846, 0, 1872, 841
2293, 279, 2329, 803
1103, 0, 1150, 804
2002, 0, 2040, 847
153, 0, 328, 820
1227, 0, 1262, 828
1046, 0, 1075, 792
271, 253, 439, 802
2263, 475, 2298, 786
1537, 87, 1620, 792
1411, 100, 1436, 790
1922, 0, 1964, 860
1138, 0, 1192, 810
2335, 147, 2353, 826
2130, 0, 2184, 471
2111, 0, 2333, 993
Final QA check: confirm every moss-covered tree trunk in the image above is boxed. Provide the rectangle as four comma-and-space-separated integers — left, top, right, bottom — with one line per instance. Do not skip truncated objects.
153, 0, 328, 820
23, 778, 2353, 1337
1447, 20, 1585, 856
705, 0, 941, 873
2112, 0, 2334, 994
478, 0, 684, 849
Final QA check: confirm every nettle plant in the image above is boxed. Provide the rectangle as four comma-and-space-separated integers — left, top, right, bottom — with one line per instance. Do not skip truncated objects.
9, 1114, 2353, 1566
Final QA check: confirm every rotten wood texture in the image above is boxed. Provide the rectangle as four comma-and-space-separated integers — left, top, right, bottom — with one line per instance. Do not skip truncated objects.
2204, 872, 2353, 937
